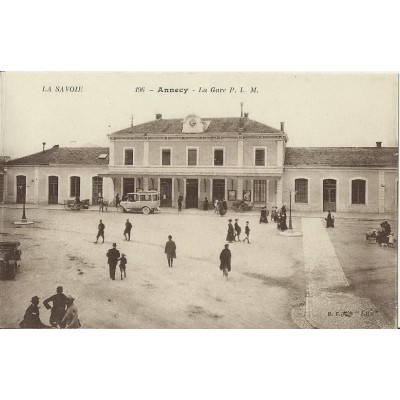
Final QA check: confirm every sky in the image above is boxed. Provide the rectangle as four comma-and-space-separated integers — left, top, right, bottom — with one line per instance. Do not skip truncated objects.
1, 72, 398, 159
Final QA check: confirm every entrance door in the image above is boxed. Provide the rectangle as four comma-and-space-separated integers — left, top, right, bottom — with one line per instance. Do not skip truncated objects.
123, 178, 135, 199
160, 178, 172, 207
212, 179, 225, 202
16, 175, 26, 204
323, 179, 337, 212
186, 179, 198, 208
48, 176, 59, 204
92, 177, 103, 205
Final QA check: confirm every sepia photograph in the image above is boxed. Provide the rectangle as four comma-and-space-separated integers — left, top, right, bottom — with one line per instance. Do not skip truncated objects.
0, 72, 398, 329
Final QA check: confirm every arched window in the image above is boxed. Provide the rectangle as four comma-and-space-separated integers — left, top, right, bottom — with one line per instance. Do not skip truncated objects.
70, 176, 80, 197
295, 179, 308, 203
352, 179, 366, 204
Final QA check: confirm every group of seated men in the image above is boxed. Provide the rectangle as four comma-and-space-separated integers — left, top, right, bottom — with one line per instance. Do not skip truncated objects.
366, 220, 396, 247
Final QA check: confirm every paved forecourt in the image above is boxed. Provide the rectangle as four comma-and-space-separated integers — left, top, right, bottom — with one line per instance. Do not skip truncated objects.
301, 218, 392, 328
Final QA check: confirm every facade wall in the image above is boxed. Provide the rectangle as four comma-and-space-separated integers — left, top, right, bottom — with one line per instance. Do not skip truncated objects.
6, 165, 109, 204
282, 167, 397, 213
114, 137, 280, 167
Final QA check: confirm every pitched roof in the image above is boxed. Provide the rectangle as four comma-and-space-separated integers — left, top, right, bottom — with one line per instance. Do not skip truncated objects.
284, 147, 398, 168
110, 117, 282, 136
6, 147, 109, 166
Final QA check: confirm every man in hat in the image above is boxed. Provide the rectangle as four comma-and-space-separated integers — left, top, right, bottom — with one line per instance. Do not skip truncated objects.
234, 219, 242, 241
61, 295, 81, 329
106, 243, 120, 280
19, 296, 50, 329
226, 219, 235, 243
164, 235, 176, 268
95, 219, 105, 243
124, 219, 133, 241
219, 244, 232, 280
43, 286, 68, 328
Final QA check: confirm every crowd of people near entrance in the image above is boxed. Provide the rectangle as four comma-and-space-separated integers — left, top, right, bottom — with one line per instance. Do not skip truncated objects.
366, 220, 396, 247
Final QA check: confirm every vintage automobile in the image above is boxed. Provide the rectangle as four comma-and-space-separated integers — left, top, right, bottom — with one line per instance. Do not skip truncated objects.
117, 190, 161, 215
0, 241, 22, 280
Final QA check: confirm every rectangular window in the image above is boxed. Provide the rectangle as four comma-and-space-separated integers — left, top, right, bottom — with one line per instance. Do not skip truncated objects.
70, 176, 80, 197
295, 179, 308, 203
255, 149, 265, 166
188, 149, 197, 166
352, 180, 366, 204
253, 180, 266, 202
162, 149, 171, 165
124, 149, 134, 165
214, 149, 224, 166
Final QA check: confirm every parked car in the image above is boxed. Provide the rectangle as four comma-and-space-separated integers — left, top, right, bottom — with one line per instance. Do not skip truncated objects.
0, 241, 21, 280
118, 190, 160, 215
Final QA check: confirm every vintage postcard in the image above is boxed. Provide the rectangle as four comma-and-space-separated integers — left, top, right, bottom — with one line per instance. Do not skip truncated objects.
0, 72, 398, 329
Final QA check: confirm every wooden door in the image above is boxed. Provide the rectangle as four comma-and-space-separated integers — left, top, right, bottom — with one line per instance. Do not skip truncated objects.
186, 179, 198, 208
48, 176, 59, 204
160, 178, 172, 207
323, 179, 336, 212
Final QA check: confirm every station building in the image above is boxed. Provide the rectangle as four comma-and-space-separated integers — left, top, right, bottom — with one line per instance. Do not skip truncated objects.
4, 111, 398, 214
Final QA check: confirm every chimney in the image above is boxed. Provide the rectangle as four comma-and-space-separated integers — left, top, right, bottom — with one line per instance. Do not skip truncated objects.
240, 102, 243, 118
42, 142, 46, 152
376, 141, 382, 148
280, 122, 285, 132
244, 113, 249, 118
156, 113, 162, 120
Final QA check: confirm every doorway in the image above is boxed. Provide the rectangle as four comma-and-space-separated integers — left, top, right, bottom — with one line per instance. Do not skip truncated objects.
16, 175, 26, 204
123, 178, 135, 199
92, 177, 103, 205
186, 179, 198, 208
48, 176, 59, 204
160, 178, 172, 207
212, 179, 225, 202
323, 179, 337, 212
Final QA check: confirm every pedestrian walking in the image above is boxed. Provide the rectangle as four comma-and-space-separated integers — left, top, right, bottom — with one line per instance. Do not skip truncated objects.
178, 195, 183, 212
118, 253, 127, 279
219, 244, 231, 280
43, 286, 68, 328
243, 221, 251, 243
214, 199, 219, 213
98, 195, 104, 212
165, 235, 176, 268
19, 296, 50, 329
124, 219, 133, 241
95, 220, 105, 243
106, 243, 120, 280
61, 295, 81, 329
116, 193, 121, 207
325, 211, 335, 228
226, 219, 235, 243
234, 219, 242, 241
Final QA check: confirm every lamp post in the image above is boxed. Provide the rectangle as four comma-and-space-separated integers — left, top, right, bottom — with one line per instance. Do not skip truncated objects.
289, 189, 297, 230
19, 184, 27, 222
14, 184, 34, 225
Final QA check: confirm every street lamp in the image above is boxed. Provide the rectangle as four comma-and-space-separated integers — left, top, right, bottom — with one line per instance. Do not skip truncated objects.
14, 184, 34, 225
289, 189, 297, 230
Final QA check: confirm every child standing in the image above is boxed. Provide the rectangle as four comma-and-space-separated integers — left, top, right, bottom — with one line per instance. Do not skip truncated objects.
118, 253, 127, 280
388, 232, 395, 247
243, 221, 251, 244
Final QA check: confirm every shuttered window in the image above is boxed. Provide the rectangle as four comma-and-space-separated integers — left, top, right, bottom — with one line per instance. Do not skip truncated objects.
295, 179, 308, 203
352, 179, 366, 204
255, 149, 265, 166
124, 149, 134, 165
188, 149, 197, 165
214, 149, 224, 166
162, 149, 171, 165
